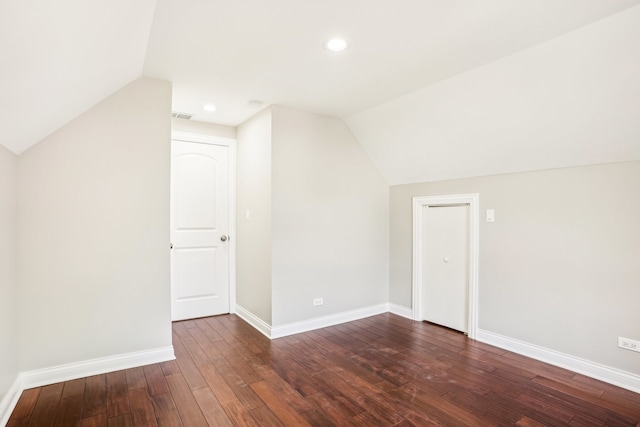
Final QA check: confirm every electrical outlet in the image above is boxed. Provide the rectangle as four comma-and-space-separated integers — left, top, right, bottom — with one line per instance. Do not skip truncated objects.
618, 337, 640, 352
313, 298, 323, 306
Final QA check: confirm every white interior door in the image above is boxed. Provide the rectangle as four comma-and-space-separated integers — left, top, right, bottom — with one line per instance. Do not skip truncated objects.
171, 140, 229, 321
422, 204, 469, 332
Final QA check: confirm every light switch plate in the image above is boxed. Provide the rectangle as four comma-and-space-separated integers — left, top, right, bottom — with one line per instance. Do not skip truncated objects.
486, 209, 495, 222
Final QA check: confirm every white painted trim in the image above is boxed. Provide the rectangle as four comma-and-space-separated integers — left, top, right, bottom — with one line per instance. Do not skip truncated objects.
171, 131, 235, 147
477, 329, 640, 394
271, 304, 389, 339
388, 303, 413, 320
20, 346, 175, 390
170, 131, 238, 316
228, 138, 237, 314
236, 304, 391, 340
412, 193, 479, 339
0, 347, 174, 424
235, 305, 272, 338
0, 376, 23, 427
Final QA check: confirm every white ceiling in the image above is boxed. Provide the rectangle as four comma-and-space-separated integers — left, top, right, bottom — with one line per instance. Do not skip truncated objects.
2, 0, 640, 183
347, 5, 640, 184
144, 0, 640, 126
0, 0, 157, 154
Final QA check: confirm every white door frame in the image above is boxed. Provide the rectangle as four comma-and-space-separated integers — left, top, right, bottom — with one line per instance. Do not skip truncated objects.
171, 131, 237, 314
412, 193, 479, 338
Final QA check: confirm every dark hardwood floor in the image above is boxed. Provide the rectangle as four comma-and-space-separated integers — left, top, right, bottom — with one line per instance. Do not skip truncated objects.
7, 313, 640, 426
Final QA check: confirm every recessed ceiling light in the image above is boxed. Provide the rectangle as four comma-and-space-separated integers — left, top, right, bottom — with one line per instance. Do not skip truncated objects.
323, 38, 349, 53
203, 104, 217, 112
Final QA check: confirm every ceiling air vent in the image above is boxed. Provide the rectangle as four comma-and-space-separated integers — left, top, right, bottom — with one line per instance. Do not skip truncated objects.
171, 111, 194, 120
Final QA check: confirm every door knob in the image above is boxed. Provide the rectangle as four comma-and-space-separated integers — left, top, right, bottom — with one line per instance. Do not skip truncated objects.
220, 235, 228, 242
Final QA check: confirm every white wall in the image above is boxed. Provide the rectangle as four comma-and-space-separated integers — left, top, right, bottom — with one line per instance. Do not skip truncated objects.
0, 145, 19, 405
171, 118, 236, 139
270, 106, 389, 326
18, 78, 173, 371
390, 161, 640, 375
236, 109, 273, 324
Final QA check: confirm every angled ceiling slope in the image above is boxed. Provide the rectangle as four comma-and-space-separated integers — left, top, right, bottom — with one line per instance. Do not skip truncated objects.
143, 0, 640, 126
346, 5, 640, 185
3, 0, 640, 167
0, 0, 157, 154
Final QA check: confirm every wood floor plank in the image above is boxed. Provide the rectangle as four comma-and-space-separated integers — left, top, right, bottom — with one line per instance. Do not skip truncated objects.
220, 400, 260, 427
250, 381, 312, 427
106, 398, 129, 421
179, 335, 211, 368
247, 406, 285, 427
254, 364, 314, 413
171, 335, 208, 390
198, 362, 238, 405
516, 392, 576, 424
143, 364, 169, 397
568, 412, 608, 427
194, 318, 224, 343
54, 394, 84, 427
127, 387, 157, 426
9, 388, 41, 420
441, 389, 522, 425
159, 361, 180, 377
485, 390, 579, 427
61, 379, 86, 398
80, 414, 106, 427
525, 380, 632, 425
312, 368, 403, 425
82, 375, 107, 419
515, 416, 549, 427
106, 371, 129, 418
28, 383, 64, 427
392, 383, 488, 426
212, 358, 266, 410
106, 414, 132, 427
204, 317, 237, 344
164, 374, 208, 427
222, 351, 263, 385
192, 387, 234, 427
8, 313, 640, 427
261, 357, 321, 397
124, 368, 147, 391
6, 417, 30, 427
186, 324, 222, 359
305, 392, 361, 426
171, 322, 190, 340
149, 392, 182, 427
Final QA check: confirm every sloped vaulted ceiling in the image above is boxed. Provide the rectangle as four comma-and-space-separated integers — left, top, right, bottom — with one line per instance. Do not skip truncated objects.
346, 5, 640, 184
0, 0, 157, 154
2, 0, 639, 182
143, 0, 640, 128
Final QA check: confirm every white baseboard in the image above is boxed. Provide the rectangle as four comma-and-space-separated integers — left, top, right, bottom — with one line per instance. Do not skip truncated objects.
236, 303, 390, 339
388, 303, 413, 320
271, 304, 389, 339
476, 329, 640, 394
235, 305, 272, 339
21, 346, 175, 390
0, 346, 175, 425
0, 376, 23, 427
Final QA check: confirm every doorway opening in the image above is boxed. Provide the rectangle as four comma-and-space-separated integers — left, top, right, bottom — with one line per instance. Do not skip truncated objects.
412, 193, 479, 339
170, 131, 236, 321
